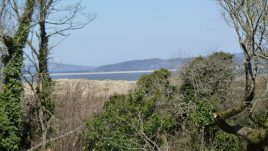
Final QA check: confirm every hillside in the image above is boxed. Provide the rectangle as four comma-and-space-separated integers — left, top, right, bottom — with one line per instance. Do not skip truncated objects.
49, 63, 95, 73
93, 52, 243, 72
93, 58, 189, 72
24, 53, 243, 73
24, 63, 95, 73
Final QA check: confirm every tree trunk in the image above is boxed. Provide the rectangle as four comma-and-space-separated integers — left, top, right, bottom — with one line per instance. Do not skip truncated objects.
0, 0, 35, 150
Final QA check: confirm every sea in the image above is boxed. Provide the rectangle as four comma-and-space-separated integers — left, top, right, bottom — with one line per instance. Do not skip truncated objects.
48, 71, 156, 81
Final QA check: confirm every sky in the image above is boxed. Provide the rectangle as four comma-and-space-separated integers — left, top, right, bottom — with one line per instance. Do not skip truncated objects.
52, 0, 241, 67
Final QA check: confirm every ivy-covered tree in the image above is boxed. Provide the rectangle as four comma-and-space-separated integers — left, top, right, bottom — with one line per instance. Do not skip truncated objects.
0, 0, 35, 150
22, 0, 95, 150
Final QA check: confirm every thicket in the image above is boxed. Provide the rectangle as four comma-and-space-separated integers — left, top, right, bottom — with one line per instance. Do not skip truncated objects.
85, 69, 179, 150
85, 52, 248, 151
179, 52, 246, 151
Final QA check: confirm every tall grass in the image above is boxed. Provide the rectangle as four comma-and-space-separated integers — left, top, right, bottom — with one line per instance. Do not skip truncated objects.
24, 79, 135, 151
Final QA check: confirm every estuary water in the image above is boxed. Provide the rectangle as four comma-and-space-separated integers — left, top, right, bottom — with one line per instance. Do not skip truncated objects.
48, 71, 156, 81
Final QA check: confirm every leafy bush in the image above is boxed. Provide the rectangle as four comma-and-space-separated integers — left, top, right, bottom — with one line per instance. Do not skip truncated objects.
84, 52, 246, 151
85, 69, 178, 150
180, 52, 245, 151
180, 52, 235, 102
189, 101, 216, 127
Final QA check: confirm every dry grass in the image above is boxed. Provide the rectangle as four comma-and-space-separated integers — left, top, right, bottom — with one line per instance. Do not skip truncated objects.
53, 79, 135, 151
55, 79, 135, 95
23, 79, 136, 151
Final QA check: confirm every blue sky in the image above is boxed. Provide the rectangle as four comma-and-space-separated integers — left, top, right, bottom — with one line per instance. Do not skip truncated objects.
53, 0, 240, 66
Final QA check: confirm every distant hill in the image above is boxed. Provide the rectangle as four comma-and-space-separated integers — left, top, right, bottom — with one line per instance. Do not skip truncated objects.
49, 63, 95, 73
24, 52, 244, 73
24, 63, 95, 73
93, 53, 244, 72
93, 58, 190, 72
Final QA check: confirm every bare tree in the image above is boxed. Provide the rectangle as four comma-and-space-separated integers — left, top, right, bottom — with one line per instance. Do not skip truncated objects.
22, 0, 96, 150
215, 0, 268, 150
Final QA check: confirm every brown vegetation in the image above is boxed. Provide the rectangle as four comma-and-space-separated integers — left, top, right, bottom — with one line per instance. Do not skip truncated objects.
23, 79, 136, 151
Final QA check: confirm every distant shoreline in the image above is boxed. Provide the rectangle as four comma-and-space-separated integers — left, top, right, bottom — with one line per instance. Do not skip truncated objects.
24, 69, 177, 77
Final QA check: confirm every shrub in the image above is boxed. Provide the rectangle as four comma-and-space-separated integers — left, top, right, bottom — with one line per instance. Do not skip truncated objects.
180, 52, 235, 102
180, 52, 245, 151
84, 69, 178, 150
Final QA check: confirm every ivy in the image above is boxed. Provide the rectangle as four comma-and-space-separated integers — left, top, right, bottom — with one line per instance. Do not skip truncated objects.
0, 0, 35, 150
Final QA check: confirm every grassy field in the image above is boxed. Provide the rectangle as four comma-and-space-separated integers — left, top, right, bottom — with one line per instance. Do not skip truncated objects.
23, 79, 136, 150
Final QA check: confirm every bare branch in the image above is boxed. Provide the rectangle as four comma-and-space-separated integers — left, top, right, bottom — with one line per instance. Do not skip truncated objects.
27, 125, 83, 151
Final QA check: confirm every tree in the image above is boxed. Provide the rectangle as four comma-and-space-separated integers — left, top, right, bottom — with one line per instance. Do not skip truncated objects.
0, 0, 35, 150
215, 0, 268, 150
22, 0, 95, 150
179, 52, 244, 151
0, 0, 95, 150
180, 52, 235, 102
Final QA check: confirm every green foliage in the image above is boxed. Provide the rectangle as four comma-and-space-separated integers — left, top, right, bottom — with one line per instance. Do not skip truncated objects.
137, 69, 175, 97
189, 101, 216, 127
0, 104, 20, 151
214, 130, 245, 151
84, 53, 244, 150
0, 0, 35, 150
180, 52, 235, 102
180, 52, 244, 150
188, 100, 245, 151
85, 69, 177, 150
38, 77, 55, 122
